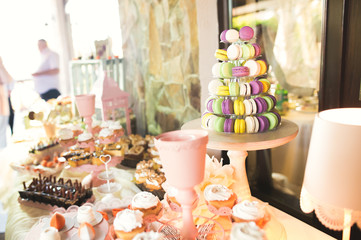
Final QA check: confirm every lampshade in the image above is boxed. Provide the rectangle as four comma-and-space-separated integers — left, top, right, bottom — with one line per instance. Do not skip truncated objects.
300, 108, 361, 232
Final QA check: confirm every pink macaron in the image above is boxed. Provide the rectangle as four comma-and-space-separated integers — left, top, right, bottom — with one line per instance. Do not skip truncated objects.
220, 30, 228, 42
224, 118, 234, 133
222, 99, 234, 115
252, 43, 261, 57
232, 66, 249, 77
249, 80, 264, 95
239, 26, 254, 41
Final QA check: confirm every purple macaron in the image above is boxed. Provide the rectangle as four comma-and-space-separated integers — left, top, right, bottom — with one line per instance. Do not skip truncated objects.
232, 66, 249, 77
224, 118, 234, 133
220, 30, 228, 43
254, 97, 267, 113
267, 95, 277, 107
257, 116, 270, 132
252, 43, 261, 57
271, 111, 281, 126
222, 99, 234, 115
207, 98, 215, 112
249, 81, 264, 95
239, 26, 254, 41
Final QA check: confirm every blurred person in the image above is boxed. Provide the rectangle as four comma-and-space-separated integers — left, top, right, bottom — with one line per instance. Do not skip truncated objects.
0, 56, 13, 148
32, 39, 61, 101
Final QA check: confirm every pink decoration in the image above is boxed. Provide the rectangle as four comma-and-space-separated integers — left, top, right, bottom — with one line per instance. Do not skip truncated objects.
75, 94, 95, 133
155, 130, 208, 240
206, 204, 232, 216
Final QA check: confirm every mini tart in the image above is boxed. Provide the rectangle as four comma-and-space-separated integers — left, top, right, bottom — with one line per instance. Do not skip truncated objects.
103, 142, 125, 156
68, 153, 91, 167
91, 151, 106, 166
114, 225, 146, 240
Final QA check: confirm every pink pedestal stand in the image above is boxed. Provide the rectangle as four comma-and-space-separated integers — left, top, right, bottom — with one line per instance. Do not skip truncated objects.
155, 130, 208, 240
75, 94, 95, 133
182, 119, 298, 201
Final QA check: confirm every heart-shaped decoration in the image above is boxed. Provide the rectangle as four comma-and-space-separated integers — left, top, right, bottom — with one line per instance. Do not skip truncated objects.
99, 154, 112, 165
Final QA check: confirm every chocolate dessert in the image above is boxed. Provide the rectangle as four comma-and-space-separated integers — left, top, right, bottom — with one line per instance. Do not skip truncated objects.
19, 174, 93, 208
28, 138, 60, 154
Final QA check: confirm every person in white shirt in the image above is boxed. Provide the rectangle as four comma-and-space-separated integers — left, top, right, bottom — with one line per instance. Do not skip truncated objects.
32, 39, 61, 101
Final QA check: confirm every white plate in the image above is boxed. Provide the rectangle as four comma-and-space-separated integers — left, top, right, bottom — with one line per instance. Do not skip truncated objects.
42, 216, 74, 232
74, 211, 103, 227
97, 182, 121, 194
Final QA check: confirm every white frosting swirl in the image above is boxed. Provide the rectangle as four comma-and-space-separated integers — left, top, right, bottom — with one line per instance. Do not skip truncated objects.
230, 222, 265, 240
78, 132, 93, 142
113, 209, 143, 232
109, 124, 123, 130
232, 200, 265, 220
133, 231, 164, 240
78, 223, 95, 240
101, 120, 117, 128
98, 128, 113, 138
204, 184, 232, 201
40, 227, 61, 240
58, 128, 73, 140
161, 182, 178, 197
70, 124, 83, 131
132, 191, 159, 209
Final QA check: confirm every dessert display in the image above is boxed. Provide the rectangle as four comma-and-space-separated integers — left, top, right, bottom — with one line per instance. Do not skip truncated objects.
113, 209, 145, 240
202, 26, 281, 134
18, 174, 93, 208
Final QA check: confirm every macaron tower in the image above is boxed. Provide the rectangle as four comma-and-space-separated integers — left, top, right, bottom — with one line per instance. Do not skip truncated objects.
203, 26, 281, 134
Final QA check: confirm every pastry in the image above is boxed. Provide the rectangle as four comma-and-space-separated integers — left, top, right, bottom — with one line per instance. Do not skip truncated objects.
214, 49, 228, 61
220, 29, 228, 42
98, 128, 114, 142
239, 26, 254, 41
230, 222, 266, 240
113, 209, 145, 240
77, 205, 97, 225
204, 184, 237, 209
70, 124, 83, 137
133, 231, 165, 240
225, 29, 240, 43
103, 142, 125, 157
91, 151, 107, 165
232, 200, 268, 228
130, 191, 162, 217
68, 152, 92, 167
227, 44, 242, 60
109, 123, 124, 137
40, 227, 61, 240
78, 222, 95, 240
57, 128, 74, 145
252, 43, 261, 57
122, 145, 145, 168
78, 132, 94, 145
208, 79, 224, 95
50, 212, 65, 230
220, 62, 234, 78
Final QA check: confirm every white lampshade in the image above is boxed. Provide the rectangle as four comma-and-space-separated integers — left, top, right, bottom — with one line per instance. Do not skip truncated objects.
300, 108, 361, 235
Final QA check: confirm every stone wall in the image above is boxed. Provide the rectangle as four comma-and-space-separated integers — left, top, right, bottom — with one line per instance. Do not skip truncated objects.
118, 0, 200, 135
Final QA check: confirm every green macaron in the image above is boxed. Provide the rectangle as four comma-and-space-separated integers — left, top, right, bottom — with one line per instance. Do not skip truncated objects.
214, 116, 226, 132
261, 112, 278, 130
213, 98, 223, 115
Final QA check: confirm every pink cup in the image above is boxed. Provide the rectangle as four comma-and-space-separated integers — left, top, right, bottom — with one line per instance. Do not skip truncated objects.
75, 94, 95, 118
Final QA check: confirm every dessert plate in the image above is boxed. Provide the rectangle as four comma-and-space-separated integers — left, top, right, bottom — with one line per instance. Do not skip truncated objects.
41, 216, 74, 232
74, 211, 103, 227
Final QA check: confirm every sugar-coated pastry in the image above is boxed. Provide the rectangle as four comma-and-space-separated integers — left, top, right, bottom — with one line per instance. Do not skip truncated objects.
244, 60, 261, 76
245, 116, 256, 133
232, 66, 249, 77
243, 99, 253, 115
217, 86, 230, 96
221, 62, 234, 78
232, 200, 267, 228
214, 117, 226, 132
214, 49, 228, 61
241, 44, 251, 59
131, 191, 162, 217
40, 227, 61, 240
261, 96, 274, 111
224, 118, 234, 133
204, 184, 237, 209
78, 222, 95, 240
257, 116, 270, 133
234, 118, 246, 134
212, 62, 222, 78
234, 98, 245, 116
258, 79, 270, 92
249, 81, 263, 95
227, 44, 242, 60
230, 222, 266, 240
133, 231, 165, 240
257, 60, 267, 75
252, 43, 261, 57
222, 99, 234, 115
113, 209, 145, 240
249, 99, 258, 115
229, 82, 240, 96
226, 29, 240, 43
220, 30, 228, 42
50, 212, 65, 230
213, 98, 223, 114
239, 26, 254, 41
208, 79, 224, 95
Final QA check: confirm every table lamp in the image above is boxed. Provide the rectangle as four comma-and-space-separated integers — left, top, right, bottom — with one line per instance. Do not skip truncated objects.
300, 108, 361, 240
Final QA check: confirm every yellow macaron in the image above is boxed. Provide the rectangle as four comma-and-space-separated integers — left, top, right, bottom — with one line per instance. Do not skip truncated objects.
234, 119, 246, 134
214, 49, 228, 62
217, 86, 230, 96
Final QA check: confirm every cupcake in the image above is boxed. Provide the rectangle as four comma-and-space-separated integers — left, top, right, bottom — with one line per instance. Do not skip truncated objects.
113, 209, 145, 240
162, 181, 180, 208
57, 128, 75, 145
232, 200, 268, 228
78, 222, 95, 240
134, 169, 157, 185
98, 128, 114, 143
204, 184, 237, 209
109, 123, 124, 137
70, 124, 83, 137
230, 222, 266, 240
91, 121, 102, 136
40, 227, 61, 240
78, 132, 94, 145
130, 191, 162, 217
133, 231, 165, 240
